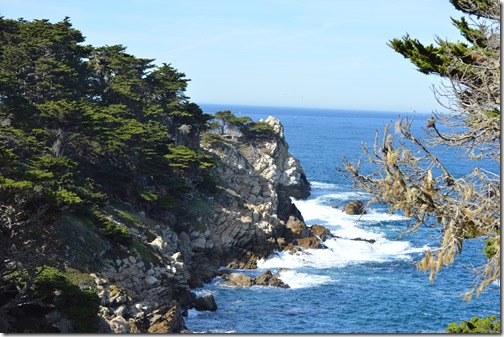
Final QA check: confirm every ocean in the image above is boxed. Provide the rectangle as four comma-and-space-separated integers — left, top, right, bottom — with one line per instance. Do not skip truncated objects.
186, 104, 500, 333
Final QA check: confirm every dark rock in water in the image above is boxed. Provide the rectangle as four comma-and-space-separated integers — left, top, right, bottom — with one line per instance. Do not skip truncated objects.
267, 272, 289, 289
192, 293, 217, 311
252, 270, 289, 288
343, 200, 366, 215
351, 237, 376, 244
333, 235, 376, 244
309, 224, 332, 241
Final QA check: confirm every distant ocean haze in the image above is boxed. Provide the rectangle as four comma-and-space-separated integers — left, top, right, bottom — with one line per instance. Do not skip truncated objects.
187, 104, 500, 333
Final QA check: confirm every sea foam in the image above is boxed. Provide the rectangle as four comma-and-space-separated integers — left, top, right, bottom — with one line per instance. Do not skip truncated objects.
257, 183, 424, 277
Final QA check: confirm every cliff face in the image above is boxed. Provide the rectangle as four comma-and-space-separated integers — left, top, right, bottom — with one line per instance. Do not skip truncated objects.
1, 117, 311, 333
195, 116, 311, 271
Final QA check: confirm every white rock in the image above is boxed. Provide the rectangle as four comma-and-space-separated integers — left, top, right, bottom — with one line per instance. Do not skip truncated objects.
149, 236, 164, 252
109, 316, 129, 333
172, 252, 182, 262
114, 305, 127, 317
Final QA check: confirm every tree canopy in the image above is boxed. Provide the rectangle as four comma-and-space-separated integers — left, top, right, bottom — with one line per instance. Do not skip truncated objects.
343, 0, 500, 303
0, 16, 215, 289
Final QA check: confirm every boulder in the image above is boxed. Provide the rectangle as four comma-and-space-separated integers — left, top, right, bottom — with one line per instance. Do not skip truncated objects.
109, 316, 129, 334
343, 200, 366, 215
309, 224, 332, 241
192, 293, 217, 311
147, 301, 185, 333
285, 216, 309, 239
293, 237, 325, 249
252, 270, 289, 288
253, 270, 273, 286
267, 270, 289, 288
221, 272, 253, 287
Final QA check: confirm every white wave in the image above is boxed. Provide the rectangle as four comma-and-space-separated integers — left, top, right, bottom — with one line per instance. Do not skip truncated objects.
258, 190, 424, 272
311, 192, 370, 202
276, 269, 335, 289
293, 198, 407, 235
310, 181, 340, 190
259, 238, 425, 271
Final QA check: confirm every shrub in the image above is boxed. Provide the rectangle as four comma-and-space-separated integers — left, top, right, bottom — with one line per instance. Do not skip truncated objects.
242, 121, 275, 139
30, 266, 100, 333
446, 316, 500, 333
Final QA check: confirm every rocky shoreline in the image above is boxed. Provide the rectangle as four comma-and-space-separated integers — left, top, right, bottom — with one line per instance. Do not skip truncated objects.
1, 116, 351, 333
91, 116, 327, 332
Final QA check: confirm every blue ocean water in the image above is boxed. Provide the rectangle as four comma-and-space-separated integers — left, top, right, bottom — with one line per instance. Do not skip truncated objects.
186, 104, 500, 333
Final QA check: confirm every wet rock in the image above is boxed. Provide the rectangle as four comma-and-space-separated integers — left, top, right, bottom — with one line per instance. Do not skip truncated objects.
350, 237, 376, 244
253, 270, 289, 288
221, 272, 253, 287
285, 216, 309, 238
253, 270, 273, 286
309, 224, 332, 241
192, 293, 217, 311
343, 200, 366, 215
293, 237, 326, 249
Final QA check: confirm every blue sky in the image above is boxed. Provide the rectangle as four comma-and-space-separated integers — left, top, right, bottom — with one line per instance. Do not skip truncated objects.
0, 0, 464, 112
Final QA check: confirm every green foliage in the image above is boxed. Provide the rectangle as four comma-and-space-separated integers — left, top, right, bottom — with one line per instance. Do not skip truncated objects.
483, 236, 499, 258
0, 16, 223, 244
242, 121, 275, 139
446, 315, 500, 333
129, 240, 160, 264
139, 188, 159, 201
214, 110, 234, 134
165, 145, 215, 172
90, 207, 132, 244
30, 266, 100, 333
201, 132, 227, 147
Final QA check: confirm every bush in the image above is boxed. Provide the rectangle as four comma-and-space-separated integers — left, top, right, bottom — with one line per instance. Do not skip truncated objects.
242, 121, 275, 139
446, 316, 500, 334
201, 132, 227, 146
30, 266, 100, 333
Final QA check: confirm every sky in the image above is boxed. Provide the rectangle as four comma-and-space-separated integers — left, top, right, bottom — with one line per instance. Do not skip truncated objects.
0, 0, 465, 113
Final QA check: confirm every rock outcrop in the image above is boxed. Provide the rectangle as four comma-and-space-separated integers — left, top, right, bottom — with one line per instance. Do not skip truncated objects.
197, 116, 311, 272
343, 200, 366, 215
83, 116, 311, 332
220, 270, 289, 288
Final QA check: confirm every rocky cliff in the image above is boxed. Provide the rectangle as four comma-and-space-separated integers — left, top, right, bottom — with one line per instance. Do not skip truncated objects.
196, 116, 310, 271
1, 116, 312, 333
